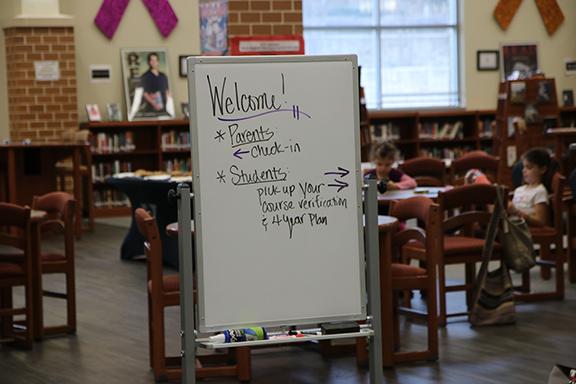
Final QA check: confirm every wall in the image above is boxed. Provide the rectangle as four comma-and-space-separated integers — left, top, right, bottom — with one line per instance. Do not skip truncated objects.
0, 1, 18, 140
68, 0, 200, 121
2, 0, 576, 138
463, 0, 576, 110
228, 0, 302, 36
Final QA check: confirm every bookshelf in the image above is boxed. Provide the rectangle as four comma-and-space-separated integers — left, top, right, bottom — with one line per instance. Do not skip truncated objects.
81, 120, 191, 217
366, 109, 497, 162
494, 78, 560, 183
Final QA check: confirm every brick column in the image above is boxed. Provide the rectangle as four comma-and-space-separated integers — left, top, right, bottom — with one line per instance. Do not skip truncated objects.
228, 0, 302, 37
4, 26, 77, 142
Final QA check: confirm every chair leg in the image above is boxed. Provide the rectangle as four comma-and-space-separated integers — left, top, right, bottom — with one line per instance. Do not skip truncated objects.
392, 293, 400, 352
555, 241, 565, 300
0, 288, 13, 339
65, 270, 76, 333
23, 282, 34, 348
84, 174, 95, 232
465, 263, 476, 310
147, 294, 154, 369
235, 347, 251, 382
520, 270, 531, 293
426, 277, 439, 361
540, 245, 552, 280
151, 305, 167, 380
437, 265, 447, 326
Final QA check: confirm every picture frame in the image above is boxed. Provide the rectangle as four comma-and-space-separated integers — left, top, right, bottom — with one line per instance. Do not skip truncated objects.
85, 104, 101, 122
181, 102, 190, 119
120, 48, 175, 121
106, 102, 122, 121
501, 43, 539, 81
562, 89, 574, 107
179, 55, 193, 78
537, 80, 553, 104
477, 50, 499, 71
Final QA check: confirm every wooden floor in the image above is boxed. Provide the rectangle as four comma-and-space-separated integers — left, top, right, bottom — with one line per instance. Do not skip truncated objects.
1, 222, 575, 384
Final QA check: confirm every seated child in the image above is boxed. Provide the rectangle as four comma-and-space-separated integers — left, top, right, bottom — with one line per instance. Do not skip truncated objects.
508, 148, 551, 227
365, 142, 416, 192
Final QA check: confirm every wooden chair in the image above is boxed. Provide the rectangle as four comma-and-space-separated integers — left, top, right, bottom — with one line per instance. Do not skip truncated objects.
55, 129, 95, 237
399, 157, 447, 186
33, 192, 77, 336
403, 184, 500, 325
450, 151, 499, 185
0, 203, 34, 348
567, 195, 576, 284
135, 208, 251, 382
515, 173, 566, 301
357, 197, 439, 367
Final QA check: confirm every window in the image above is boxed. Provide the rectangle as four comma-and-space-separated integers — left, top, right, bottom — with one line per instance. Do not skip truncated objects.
303, 0, 460, 109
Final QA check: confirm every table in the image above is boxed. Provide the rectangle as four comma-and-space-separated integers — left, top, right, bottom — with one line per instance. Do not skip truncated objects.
0, 143, 88, 237
107, 177, 193, 269
377, 186, 452, 202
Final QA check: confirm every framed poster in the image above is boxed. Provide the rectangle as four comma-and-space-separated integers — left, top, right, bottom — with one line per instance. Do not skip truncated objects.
501, 43, 539, 81
120, 48, 175, 121
199, 0, 228, 55
477, 50, 499, 71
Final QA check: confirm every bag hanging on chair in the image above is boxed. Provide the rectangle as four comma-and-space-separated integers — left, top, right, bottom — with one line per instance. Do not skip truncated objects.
547, 364, 576, 384
469, 186, 516, 326
496, 186, 536, 273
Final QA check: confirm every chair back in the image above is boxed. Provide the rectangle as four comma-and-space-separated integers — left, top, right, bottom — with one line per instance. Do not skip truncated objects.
0, 202, 32, 267
450, 152, 499, 185
399, 157, 446, 186
549, 172, 566, 231
389, 196, 440, 267
437, 184, 498, 235
32, 192, 76, 261
135, 208, 164, 293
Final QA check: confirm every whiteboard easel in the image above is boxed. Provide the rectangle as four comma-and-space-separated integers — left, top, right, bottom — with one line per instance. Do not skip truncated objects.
178, 55, 383, 383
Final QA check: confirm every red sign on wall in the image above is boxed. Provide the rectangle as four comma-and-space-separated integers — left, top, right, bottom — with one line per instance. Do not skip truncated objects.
229, 35, 305, 56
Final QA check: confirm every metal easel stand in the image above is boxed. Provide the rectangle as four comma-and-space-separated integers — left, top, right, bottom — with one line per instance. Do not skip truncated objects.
175, 181, 383, 384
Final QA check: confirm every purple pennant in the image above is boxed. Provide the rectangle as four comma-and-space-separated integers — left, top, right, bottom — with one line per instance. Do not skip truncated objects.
141, 0, 179, 38
94, 0, 131, 39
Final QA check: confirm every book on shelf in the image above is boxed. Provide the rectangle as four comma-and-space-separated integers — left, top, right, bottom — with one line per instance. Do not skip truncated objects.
370, 123, 400, 141
419, 121, 463, 140
163, 158, 191, 173
478, 118, 495, 139
161, 130, 191, 150
419, 146, 473, 160
92, 161, 133, 182
92, 132, 136, 153
93, 189, 129, 208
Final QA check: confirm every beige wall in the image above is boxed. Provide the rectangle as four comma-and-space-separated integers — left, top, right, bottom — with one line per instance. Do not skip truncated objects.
2, 0, 576, 135
69, 0, 200, 121
463, 0, 576, 110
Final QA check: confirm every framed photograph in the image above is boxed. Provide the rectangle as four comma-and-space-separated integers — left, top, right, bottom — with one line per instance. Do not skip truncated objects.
510, 81, 526, 104
501, 43, 539, 80
477, 50, 499, 71
181, 102, 190, 119
85, 104, 101, 122
120, 48, 175, 121
562, 89, 574, 106
179, 55, 193, 78
106, 102, 122, 121
537, 80, 553, 104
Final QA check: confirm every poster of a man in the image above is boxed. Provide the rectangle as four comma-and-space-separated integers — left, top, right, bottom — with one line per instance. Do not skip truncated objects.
121, 48, 175, 121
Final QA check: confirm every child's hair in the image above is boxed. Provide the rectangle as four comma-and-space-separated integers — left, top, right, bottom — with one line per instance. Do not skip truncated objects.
522, 147, 558, 191
372, 142, 397, 161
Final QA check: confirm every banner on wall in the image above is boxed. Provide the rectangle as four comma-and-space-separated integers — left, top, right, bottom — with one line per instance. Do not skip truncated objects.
230, 35, 305, 56
199, 0, 228, 55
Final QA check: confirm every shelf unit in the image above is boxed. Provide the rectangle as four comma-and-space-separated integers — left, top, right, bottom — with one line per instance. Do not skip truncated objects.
494, 78, 560, 183
81, 119, 191, 217
366, 109, 497, 162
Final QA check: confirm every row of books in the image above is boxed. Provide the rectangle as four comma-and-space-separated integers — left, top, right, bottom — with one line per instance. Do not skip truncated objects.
418, 121, 464, 140
419, 146, 474, 160
92, 161, 133, 182
161, 130, 191, 150
370, 123, 401, 141
93, 190, 129, 208
163, 158, 191, 173
91, 132, 136, 153
478, 118, 495, 138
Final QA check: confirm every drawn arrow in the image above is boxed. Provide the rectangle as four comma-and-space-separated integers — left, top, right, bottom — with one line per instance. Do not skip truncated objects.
327, 179, 349, 193
233, 148, 249, 159
324, 167, 350, 178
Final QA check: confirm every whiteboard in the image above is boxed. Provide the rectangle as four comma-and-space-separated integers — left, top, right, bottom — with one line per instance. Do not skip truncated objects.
187, 55, 365, 332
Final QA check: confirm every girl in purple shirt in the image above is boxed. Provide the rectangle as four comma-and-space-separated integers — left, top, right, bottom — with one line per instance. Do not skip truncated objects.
365, 142, 417, 191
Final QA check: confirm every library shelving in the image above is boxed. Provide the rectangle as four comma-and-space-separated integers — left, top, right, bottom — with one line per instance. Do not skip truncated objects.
81, 119, 191, 217
494, 78, 560, 183
366, 109, 497, 162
